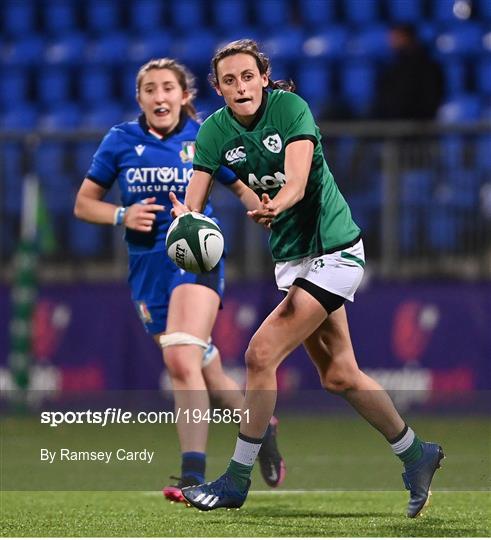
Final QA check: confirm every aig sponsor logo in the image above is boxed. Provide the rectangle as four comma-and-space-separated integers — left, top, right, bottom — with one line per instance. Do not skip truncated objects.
225, 146, 246, 164
126, 167, 193, 184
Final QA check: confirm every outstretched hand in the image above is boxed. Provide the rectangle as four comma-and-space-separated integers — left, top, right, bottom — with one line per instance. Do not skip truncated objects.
124, 197, 164, 233
247, 193, 279, 229
169, 192, 190, 219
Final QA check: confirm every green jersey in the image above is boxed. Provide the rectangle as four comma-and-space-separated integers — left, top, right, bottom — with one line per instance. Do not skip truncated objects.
193, 89, 360, 262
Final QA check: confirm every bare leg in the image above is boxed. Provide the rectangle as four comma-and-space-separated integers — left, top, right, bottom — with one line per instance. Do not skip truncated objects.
304, 305, 405, 440
202, 352, 244, 410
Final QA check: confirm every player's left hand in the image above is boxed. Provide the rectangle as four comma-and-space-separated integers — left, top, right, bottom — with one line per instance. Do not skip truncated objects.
169, 192, 190, 219
247, 194, 279, 227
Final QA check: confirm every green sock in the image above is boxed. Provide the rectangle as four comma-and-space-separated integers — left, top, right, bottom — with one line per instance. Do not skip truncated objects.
226, 459, 253, 490
397, 435, 424, 464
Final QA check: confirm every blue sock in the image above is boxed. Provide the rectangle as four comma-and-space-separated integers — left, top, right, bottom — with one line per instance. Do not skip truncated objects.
181, 451, 206, 483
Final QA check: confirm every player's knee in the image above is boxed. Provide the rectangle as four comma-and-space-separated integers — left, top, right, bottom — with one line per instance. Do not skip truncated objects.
245, 338, 276, 373
163, 346, 201, 382
321, 365, 360, 394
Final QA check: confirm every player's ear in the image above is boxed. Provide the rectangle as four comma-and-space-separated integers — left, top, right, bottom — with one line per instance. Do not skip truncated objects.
181, 89, 190, 106
214, 84, 223, 97
261, 74, 269, 88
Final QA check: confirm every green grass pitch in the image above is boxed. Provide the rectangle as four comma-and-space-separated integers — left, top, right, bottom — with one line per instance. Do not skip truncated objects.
1, 415, 489, 536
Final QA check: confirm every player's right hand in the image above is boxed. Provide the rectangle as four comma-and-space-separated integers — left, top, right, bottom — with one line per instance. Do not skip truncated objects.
169, 192, 190, 219
124, 197, 164, 232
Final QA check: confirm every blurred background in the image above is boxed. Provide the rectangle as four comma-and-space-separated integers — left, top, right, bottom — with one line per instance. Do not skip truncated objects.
0, 0, 490, 412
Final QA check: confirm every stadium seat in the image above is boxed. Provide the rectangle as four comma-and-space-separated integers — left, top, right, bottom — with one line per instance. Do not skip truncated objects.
171, 0, 206, 31
435, 23, 483, 57
428, 204, 460, 250
212, 0, 249, 31
171, 30, 216, 68
342, 0, 379, 26
300, 0, 336, 29
42, 0, 78, 37
401, 169, 434, 205
2, 142, 25, 213
128, 0, 165, 33
432, 0, 459, 24
302, 26, 349, 60
340, 61, 377, 117
2, 0, 36, 38
446, 169, 480, 208
262, 28, 304, 61
43, 33, 87, 65
437, 94, 481, 122
36, 67, 72, 106
476, 58, 491, 96
439, 135, 465, 170
346, 25, 391, 59
38, 103, 82, 131
82, 103, 124, 129
295, 61, 332, 112
128, 32, 172, 64
79, 66, 113, 104
0, 105, 38, 130
386, 0, 423, 23
74, 142, 100, 178
441, 59, 467, 97
69, 219, 104, 257
0, 68, 30, 108
86, 0, 122, 35
476, 0, 491, 20
84, 32, 130, 65
2, 35, 45, 66
253, 0, 290, 28
476, 135, 491, 172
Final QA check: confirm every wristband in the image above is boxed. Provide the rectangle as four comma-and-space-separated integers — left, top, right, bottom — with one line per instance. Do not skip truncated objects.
113, 206, 127, 226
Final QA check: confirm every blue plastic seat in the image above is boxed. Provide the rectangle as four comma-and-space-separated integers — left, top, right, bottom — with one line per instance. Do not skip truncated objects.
213, 0, 248, 31
0, 104, 38, 129
85, 32, 129, 65
342, 0, 379, 25
346, 25, 391, 59
2, 142, 25, 214
428, 204, 460, 251
86, 0, 122, 35
171, 0, 205, 31
36, 67, 72, 106
441, 59, 467, 98
120, 64, 142, 106
42, 0, 77, 37
2, 0, 36, 38
253, 0, 290, 28
79, 66, 113, 104
128, 32, 172, 64
340, 61, 376, 117
439, 135, 465, 169
75, 142, 100, 178
301, 0, 336, 29
262, 28, 304, 61
302, 26, 349, 60
476, 58, 491, 96
1, 35, 45, 66
437, 94, 481, 122
129, 0, 165, 32
435, 23, 483, 57
386, 0, 423, 22
82, 103, 124, 129
295, 61, 331, 112
401, 170, 434, 205
43, 33, 87, 65
38, 103, 82, 131
171, 30, 216, 68
0, 68, 30, 107
69, 219, 104, 257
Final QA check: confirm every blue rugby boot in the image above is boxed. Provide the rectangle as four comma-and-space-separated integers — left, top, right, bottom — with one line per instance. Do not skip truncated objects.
402, 442, 445, 518
181, 473, 250, 511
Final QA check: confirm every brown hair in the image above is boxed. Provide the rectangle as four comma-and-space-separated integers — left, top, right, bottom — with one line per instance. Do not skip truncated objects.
136, 58, 198, 120
208, 39, 295, 92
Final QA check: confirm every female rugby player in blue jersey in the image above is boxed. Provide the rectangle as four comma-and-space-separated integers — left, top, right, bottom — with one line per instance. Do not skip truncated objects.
171, 40, 444, 517
74, 58, 285, 502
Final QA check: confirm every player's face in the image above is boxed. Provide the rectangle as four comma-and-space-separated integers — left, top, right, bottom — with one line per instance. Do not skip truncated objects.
215, 53, 268, 126
137, 68, 189, 135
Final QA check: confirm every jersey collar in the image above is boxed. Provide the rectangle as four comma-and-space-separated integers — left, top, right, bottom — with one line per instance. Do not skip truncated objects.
227, 90, 268, 131
138, 111, 188, 140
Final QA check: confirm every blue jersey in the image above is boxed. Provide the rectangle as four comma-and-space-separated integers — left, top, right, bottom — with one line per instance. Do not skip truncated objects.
86, 113, 236, 252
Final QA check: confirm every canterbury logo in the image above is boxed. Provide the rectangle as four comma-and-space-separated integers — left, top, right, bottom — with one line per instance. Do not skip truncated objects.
225, 146, 246, 163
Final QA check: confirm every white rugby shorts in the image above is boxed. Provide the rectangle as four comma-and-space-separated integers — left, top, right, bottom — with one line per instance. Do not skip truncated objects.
275, 239, 365, 302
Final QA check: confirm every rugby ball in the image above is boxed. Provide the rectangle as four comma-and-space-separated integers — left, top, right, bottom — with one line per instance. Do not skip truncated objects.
166, 212, 224, 273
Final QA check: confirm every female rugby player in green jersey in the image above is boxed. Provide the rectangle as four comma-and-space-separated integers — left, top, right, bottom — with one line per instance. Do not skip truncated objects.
74, 58, 285, 503
170, 39, 444, 517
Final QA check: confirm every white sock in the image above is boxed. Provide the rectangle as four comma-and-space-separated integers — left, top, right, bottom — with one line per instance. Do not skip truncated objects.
232, 435, 262, 466
390, 426, 416, 455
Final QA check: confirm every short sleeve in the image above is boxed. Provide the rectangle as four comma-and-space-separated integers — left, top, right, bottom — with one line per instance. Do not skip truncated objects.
193, 117, 222, 175
277, 92, 319, 146
85, 128, 120, 188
